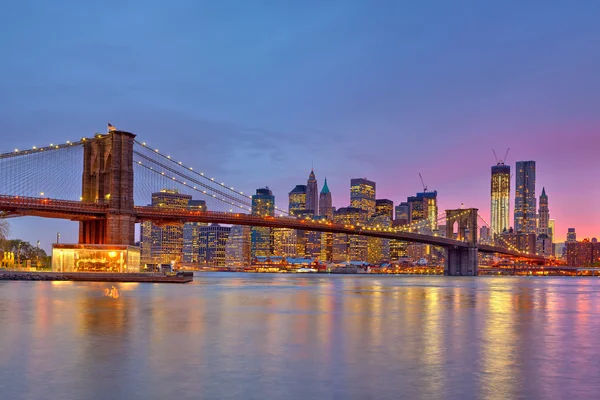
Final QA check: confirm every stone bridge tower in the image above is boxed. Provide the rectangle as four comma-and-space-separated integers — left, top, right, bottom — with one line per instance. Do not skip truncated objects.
445, 208, 479, 276
79, 131, 136, 245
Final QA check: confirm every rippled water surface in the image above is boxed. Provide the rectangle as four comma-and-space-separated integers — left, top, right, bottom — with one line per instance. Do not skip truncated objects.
1, 274, 600, 399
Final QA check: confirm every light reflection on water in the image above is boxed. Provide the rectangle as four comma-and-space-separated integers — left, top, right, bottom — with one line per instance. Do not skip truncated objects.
0, 275, 599, 399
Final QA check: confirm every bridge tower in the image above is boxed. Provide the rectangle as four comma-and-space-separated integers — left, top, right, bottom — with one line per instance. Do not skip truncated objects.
445, 208, 479, 276
79, 131, 136, 245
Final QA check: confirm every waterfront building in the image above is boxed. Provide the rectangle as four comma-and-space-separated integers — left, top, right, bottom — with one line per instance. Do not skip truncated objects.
500, 228, 536, 254
332, 207, 368, 262
318, 178, 333, 220
182, 200, 207, 264
350, 178, 376, 217
390, 219, 408, 261
375, 199, 394, 220
491, 162, 510, 235
306, 169, 318, 215
251, 187, 275, 257
288, 185, 307, 216
566, 239, 600, 267
514, 161, 536, 233
479, 226, 491, 245
198, 224, 230, 266
367, 213, 391, 264
225, 225, 251, 266
273, 228, 298, 258
140, 189, 192, 265
554, 242, 566, 260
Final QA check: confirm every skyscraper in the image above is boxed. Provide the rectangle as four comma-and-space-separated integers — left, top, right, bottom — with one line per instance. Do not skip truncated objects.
183, 200, 207, 263
350, 178, 376, 217
566, 228, 577, 243
251, 187, 275, 257
198, 224, 231, 266
318, 178, 333, 220
225, 225, 251, 267
375, 199, 394, 220
514, 161, 536, 233
333, 207, 369, 262
538, 188, 550, 236
306, 169, 318, 215
407, 191, 438, 232
491, 162, 510, 235
288, 185, 307, 216
140, 189, 192, 265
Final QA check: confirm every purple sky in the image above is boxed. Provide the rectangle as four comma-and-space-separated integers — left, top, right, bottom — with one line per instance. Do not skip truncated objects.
2, 0, 600, 250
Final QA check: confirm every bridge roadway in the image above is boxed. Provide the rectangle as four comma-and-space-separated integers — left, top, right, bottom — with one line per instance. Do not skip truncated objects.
0, 195, 544, 261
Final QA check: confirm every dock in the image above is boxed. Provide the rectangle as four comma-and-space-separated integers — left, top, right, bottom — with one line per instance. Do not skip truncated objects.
0, 271, 194, 283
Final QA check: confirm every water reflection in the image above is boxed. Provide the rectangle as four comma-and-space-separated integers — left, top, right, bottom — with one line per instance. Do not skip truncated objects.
0, 276, 599, 399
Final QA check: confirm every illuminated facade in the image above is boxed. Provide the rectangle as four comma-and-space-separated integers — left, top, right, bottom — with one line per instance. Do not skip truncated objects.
332, 207, 368, 262
306, 169, 319, 215
567, 228, 576, 243
288, 185, 307, 216
183, 200, 207, 263
491, 163, 510, 235
367, 214, 391, 264
251, 187, 275, 257
273, 228, 298, 257
407, 191, 438, 232
350, 178, 376, 217
566, 240, 600, 267
52, 244, 140, 272
536, 188, 552, 256
198, 224, 230, 266
140, 190, 192, 265
318, 178, 333, 220
225, 225, 251, 266
394, 202, 410, 225
514, 161, 536, 233
375, 199, 394, 220
500, 228, 536, 253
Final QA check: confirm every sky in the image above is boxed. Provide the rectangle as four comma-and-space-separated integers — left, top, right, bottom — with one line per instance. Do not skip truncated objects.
1, 0, 599, 251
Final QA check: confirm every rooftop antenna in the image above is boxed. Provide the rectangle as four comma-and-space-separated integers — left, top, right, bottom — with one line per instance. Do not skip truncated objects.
419, 173, 427, 193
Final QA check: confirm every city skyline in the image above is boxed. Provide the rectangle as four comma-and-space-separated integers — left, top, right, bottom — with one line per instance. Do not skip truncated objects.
2, 1, 600, 247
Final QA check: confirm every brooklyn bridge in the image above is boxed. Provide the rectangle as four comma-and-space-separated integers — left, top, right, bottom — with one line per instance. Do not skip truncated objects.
0, 130, 545, 275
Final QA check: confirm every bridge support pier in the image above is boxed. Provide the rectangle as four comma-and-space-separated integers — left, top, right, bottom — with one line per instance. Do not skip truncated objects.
445, 246, 478, 276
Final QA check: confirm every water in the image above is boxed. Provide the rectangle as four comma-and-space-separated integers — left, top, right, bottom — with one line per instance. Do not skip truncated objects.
1, 274, 599, 400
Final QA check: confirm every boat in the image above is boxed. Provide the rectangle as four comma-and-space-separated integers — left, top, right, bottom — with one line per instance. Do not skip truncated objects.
295, 267, 318, 273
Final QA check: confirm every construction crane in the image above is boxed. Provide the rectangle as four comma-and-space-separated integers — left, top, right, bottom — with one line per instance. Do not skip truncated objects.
492, 148, 511, 165
419, 173, 427, 193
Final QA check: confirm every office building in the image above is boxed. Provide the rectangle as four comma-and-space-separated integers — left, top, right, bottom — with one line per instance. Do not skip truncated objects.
332, 207, 368, 262
251, 187, 275, 257
375, 199, 394, 220
198, 224, 230, 266
407, 191, 438, 232
319, 178, 333, 220
350, 178, 376, 217
567, 228, 577, 243
183, 200, 207, 263
536, 188, 552, 256
225, 225, 251, 266
367, 213, 391, 264
306, 169, 318, 215
140, 190, 192, 265
394, 202, 410, 226
288, 185, 307, 216
491, 162, 510, 235
514, 161, 536, 233
273, 228, 298, 258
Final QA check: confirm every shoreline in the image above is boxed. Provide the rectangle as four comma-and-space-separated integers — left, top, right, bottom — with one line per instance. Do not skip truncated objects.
0, 271, 194, 283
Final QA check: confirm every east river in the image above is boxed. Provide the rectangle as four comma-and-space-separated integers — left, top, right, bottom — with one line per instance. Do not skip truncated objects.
1, 274, 599, 399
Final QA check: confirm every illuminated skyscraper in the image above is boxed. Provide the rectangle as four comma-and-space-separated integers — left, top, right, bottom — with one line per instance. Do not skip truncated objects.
549, 219, 556, 241
318, 178, 333, 220
375, 199, 394, 220
514, 161, 536, 233
566, 228, 576, 243
537, 188, 550, 235
394, 202, 410, 225
141, 190, 192, 265
225, 225, 251, 266
251, 187, 275, 257
306, 169, 318, 215
288, 185, 307, 216
407, 191, 438, 232
198, 224, 230, 266
332, 207, 368, 262
491, 162, 510, 235
350, 178, 376, 217
183, 199, 207, 263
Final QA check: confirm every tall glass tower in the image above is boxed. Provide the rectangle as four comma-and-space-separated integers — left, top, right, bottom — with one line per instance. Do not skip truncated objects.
491, 162, 510, 235
251, 187, 275, 257
514, 161, 536, 233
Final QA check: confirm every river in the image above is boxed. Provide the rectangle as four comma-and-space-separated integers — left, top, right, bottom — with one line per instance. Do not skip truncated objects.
1, 274, 599, 399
